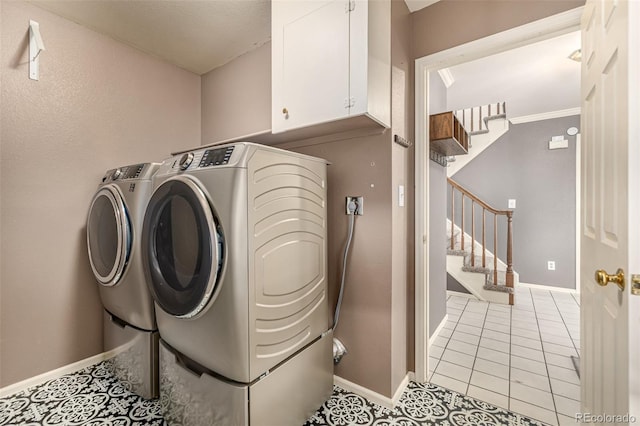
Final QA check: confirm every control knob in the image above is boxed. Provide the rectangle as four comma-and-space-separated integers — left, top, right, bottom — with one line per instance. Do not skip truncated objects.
179, 153, 194, 170
111, 168, 122, 180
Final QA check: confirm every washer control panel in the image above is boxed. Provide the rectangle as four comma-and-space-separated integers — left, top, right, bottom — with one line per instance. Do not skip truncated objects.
199, 146, 235, 168
103, 164, 146, 182
121, 164, 145, 179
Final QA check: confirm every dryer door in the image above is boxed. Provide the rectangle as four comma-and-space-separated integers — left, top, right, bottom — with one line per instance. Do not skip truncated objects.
142, 175, 223, 318
87, 185, 131, 286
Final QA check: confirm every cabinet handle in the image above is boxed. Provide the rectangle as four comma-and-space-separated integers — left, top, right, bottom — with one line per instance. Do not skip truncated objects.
282, 107, 289, 119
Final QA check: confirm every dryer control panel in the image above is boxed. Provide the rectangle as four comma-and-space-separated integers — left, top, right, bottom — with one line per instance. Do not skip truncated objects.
170, 146, 236, 172
199, 146, 235, 168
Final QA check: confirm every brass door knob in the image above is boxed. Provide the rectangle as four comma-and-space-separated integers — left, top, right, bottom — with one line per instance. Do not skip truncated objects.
595, 268, 625, 291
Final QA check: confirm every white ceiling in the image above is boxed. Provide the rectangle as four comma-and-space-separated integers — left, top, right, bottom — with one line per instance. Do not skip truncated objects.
28, 0, 577, 118
29, 1, 437, 76
444, 31, 582, 119
29, 0, 271, 75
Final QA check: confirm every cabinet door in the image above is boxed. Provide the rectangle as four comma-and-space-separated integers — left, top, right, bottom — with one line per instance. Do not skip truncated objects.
349, 0, 367, 117
350, 0, 391, 127
273, 1, 350, 133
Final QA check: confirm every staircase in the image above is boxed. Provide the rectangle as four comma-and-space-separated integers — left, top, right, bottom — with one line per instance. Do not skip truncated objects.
447, 102, 509, 177
446, 178, 517, 305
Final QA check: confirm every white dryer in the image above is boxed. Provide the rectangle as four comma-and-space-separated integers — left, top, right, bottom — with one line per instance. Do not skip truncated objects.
87, 163, 160, 399
142, 143, 333, 425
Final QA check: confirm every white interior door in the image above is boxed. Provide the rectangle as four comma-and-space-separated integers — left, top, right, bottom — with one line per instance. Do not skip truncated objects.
581, 0, 639, 420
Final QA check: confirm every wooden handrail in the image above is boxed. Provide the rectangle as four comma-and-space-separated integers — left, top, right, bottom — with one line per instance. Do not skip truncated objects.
447, 178, 511, 215
448, 177, 515, 305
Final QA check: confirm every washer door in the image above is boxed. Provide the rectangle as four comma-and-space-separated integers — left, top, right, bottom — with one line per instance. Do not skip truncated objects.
142, 175, 223, 318
87, 185, 131, 286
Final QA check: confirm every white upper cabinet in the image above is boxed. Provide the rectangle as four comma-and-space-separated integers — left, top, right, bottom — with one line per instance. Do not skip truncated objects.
272, 0, 390, 134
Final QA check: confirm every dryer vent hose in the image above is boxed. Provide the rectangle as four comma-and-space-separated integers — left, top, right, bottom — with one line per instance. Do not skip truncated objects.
333, 212, 355, 331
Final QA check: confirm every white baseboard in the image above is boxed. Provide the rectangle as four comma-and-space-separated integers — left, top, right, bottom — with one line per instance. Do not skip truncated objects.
334, 373, 410, 409
446, 290, 477, 300
0, 350, 116, 398
391, 374, 410, 407
428, 314, 449, 346
518, 282, 578, 294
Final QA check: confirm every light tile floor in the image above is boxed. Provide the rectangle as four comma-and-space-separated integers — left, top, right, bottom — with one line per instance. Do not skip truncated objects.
429, 287, 581, 426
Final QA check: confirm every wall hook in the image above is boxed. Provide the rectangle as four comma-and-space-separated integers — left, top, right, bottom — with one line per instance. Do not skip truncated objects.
29, 20, 45, 81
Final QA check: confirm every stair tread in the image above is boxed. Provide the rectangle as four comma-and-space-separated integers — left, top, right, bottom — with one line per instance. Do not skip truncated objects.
447, 246, 497, 266
483, 283, 514, 294
448, 249, 468, 256
448, 249, 513, 295
462, 265, 493, 274
447, 241, 484, 252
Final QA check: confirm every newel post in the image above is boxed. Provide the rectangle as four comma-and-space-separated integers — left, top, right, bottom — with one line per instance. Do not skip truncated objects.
506, 211, 514, 305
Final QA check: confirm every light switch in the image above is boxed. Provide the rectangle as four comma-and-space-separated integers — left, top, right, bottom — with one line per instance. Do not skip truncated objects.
399, 185, 405, 207
508, 199, 516, 209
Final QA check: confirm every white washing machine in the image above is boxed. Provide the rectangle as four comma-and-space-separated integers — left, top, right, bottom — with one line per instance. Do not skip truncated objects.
141, 142, 333, 425
87, 163, 160, 399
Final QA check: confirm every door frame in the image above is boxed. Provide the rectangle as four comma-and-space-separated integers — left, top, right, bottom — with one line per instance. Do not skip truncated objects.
628, 2, 640, 418
413, 7, 584, 383
575, 133, 581, 294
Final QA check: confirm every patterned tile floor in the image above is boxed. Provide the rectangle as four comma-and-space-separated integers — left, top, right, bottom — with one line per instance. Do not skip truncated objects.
0, 359, 550, 426
0, 286, 578, 426
0, 361, 163, 426
429, 287, 581, 426
305, 382, 547, 426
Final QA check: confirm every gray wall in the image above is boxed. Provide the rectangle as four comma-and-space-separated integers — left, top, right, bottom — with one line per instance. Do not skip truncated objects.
447, 273, 471, 294
428, 72, 447, 336
452, 115, 579, 289
429, 164, 447, 334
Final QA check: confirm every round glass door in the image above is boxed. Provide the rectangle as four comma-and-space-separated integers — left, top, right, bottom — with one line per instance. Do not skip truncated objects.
142, 176, 223, 318
87, 185, 131, 286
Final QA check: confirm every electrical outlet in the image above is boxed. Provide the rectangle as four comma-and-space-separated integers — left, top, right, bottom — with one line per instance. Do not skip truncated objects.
345, 196, 364, 215
548, 261, 556, 271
